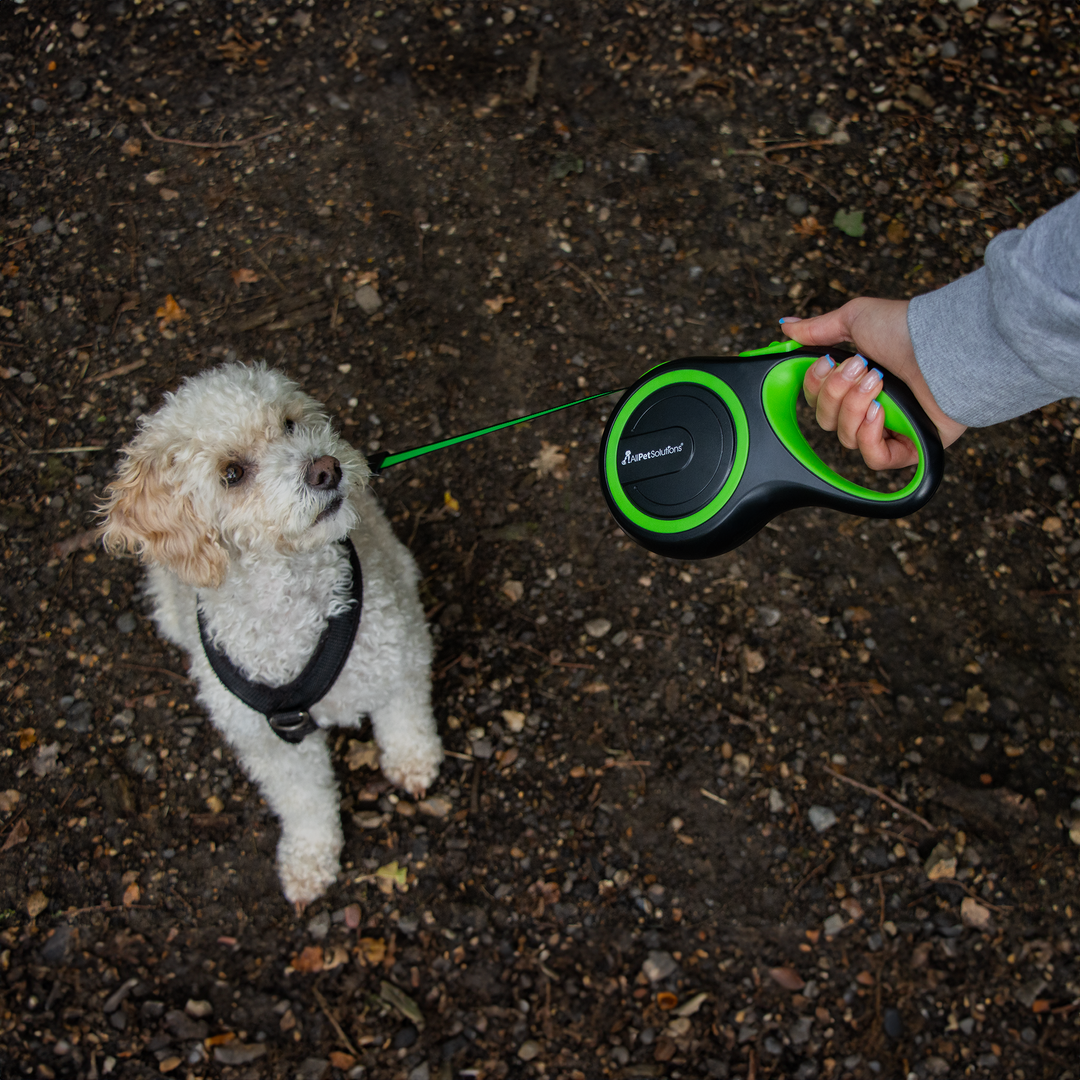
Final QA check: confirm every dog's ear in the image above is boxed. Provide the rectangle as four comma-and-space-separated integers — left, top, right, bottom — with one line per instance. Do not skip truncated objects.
99, 447, 229, 588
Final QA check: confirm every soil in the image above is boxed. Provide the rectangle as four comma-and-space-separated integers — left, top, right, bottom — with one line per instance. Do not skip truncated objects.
2, 3, 1079, 1080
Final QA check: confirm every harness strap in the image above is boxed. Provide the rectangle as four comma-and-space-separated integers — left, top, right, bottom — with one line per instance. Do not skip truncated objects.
197, 538, 363, 744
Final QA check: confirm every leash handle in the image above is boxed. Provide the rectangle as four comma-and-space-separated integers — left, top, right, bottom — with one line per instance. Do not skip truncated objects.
366, 389, 623, 475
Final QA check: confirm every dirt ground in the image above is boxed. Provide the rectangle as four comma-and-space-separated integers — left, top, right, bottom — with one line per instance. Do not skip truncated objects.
2, 2, 1080, 1079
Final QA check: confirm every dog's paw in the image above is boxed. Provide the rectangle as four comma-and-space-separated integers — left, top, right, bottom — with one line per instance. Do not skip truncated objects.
276, 831, 342, 906
381, 741, 444, 800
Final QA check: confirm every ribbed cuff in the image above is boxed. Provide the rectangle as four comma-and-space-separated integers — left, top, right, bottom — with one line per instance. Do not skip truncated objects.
908, 270, 1067, 428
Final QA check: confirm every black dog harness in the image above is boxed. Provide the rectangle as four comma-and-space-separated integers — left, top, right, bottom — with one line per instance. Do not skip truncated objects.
197, 539, 363, 744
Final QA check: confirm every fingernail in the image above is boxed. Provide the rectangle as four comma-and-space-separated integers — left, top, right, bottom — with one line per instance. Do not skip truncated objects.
840, 354, 868, 381
866, 400, 881, 422
811, 355, 835, 378
858, 367, 883, 393
779, 316, 803, 325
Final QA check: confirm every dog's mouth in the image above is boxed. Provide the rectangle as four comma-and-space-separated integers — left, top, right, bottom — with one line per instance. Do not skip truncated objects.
314, 495, 344, 524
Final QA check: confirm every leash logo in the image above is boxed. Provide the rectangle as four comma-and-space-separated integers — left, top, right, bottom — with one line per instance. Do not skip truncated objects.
621, 442, 684, 467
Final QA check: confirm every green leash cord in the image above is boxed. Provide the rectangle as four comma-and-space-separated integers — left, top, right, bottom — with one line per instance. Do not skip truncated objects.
366, 388, 623, 475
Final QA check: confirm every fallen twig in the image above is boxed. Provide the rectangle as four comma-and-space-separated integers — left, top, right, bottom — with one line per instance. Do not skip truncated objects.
116, 661, 192, 684
29, 445, 107, 455
562, 261, 616, 312
312, 986, 360, 1058
141, 119, 284, 149
88, 359, 146, 383
823, 764, 937, 832
700, 787, 728, 806
794, 852, 834, 894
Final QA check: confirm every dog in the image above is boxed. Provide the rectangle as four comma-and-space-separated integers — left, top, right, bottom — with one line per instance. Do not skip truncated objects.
100, 362, 443, 908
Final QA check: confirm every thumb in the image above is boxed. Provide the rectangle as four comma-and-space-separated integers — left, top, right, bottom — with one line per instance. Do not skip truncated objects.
779, 306, 854, 348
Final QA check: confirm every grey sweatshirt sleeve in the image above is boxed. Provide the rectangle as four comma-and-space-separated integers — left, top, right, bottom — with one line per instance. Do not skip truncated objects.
907, 189, 1080, 427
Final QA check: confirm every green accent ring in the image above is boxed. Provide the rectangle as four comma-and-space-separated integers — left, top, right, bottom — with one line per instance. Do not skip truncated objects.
605, 370, 750, 533
761, 357, 926, 501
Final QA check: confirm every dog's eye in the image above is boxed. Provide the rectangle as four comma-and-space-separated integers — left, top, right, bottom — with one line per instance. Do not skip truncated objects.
284, 418, 296, 434
223, 463, 245, 486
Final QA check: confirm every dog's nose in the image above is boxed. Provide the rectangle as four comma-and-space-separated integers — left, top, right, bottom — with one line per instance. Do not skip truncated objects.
306, 455, 342, 491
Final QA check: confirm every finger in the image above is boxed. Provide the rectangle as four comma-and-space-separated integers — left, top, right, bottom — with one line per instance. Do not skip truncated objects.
836, 362, 885, 449
814, 353, 869, 434
802, 353, 835, 409
778, 300, 860, 347
856, 401, 919, 470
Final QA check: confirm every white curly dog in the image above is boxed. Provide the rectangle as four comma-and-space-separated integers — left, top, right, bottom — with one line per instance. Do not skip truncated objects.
101, 363, 443, 908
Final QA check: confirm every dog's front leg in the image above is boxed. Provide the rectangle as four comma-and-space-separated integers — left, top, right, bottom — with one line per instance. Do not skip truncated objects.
370, 685, 444, 799
222, 716, 343, 908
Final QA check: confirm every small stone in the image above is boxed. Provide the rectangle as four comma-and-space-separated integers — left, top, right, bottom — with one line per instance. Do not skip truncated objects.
66, 79, 88, 101
417, 796, 452, 818
517, 1040, 542, 1062
1069, 818, 1080, 847
215, 1044, 268, 1066
501, 709, 525, 733
116, 612, 137, 633
925, 843, 957, 881
501, 579, 524, 602
185, 999, 213, 1019
327, 92, 351, 111
584, 617, 611, 638
768, 966, 805, 991
355, 285, 382, 315
940, 41, 959, 59
883, 1007, 904, 1039
807, 111, 834, 136
392, 1025, 418, 1049
40, 924, 74, 966
732, 753, 752, 778
32, 217, 54, 235
808, 805, 838, 833
31, 98, 48, 113
642, 950, 678, 983
785, 195, 809, 218
1054, 166, 1079, 186
70, 20, 89, 38
164, 1009, 207, 1040
969, 732, 990, 751
960, 896, 993, 931
768, 788, 786, 814
469, 737, 493, 759
308, 910, 331, 941
408, 1064, 430, 1080
823, 913, 846, 937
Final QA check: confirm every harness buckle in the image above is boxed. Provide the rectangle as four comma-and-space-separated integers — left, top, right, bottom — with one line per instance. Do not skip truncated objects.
268, 710, 319, 744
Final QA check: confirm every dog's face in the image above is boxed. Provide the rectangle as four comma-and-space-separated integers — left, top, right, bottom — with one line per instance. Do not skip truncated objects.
100, 363, 367, 587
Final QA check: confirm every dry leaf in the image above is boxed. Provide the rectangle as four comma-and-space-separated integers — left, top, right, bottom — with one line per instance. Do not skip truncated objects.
324, 944, 350, 970
344, 739, 379, 771
792, 215, 827, 237
290, 945, 324, 973
122, 882, 140, 907
675, 992, 710, 1018
156, 294, 188, 330
886, 219, 910, 245
120, 137, 142, 156
26, 890, 48, 918
1, 818, 29, 852
483, 294, 515, 314
965, 685, 990, 713
330, 1052, 356, 1069
231, 268, 259, 285
582, 681, 610, 694
1, 262, 18, 278
443, 490, 460, 514
379, 981, 424, 1027
768, 966, 806, 991
125, 97, 147, 114
357, 937, 387, 965
529, 441, 568, 479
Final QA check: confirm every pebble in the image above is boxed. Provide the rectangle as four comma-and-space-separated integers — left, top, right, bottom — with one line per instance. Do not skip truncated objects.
40, 924, 74, 966
408, 1065, 430, 1080
642, 950, 678, 982
66, 79, 88, 101
968, 732, 990, 751
960, 896, 993, 931
517, 1040, 541, 1061
165, 1009, 207, 1040
785, 195, 809, 218
32, 217, 54, 234
31, 98, 48, 113
116, 612, 137, 633
1054, 166, 1079, 186
768, 788, 786, 814
584, 617, 611, 638
940, 41, 959, 59
882, 1007, 904, 1039
807, 805, 838, 833
327, 92, 351, 111
185, 998, 213, 1019
823, 913, 846, 936
393, 1025, 418, 1048
806, 111, 834, 136
308, 910, 330, 940
70, 20, 89, 38
732, 753, 752, 778
355, 285, 382, 315
215, 1043, 268, 1065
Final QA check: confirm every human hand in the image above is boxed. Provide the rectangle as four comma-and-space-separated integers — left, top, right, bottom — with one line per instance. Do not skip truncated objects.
779, 297, 966, 470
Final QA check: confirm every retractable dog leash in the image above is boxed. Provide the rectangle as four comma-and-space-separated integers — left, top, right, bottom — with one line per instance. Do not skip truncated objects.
368, 339, 944, 559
